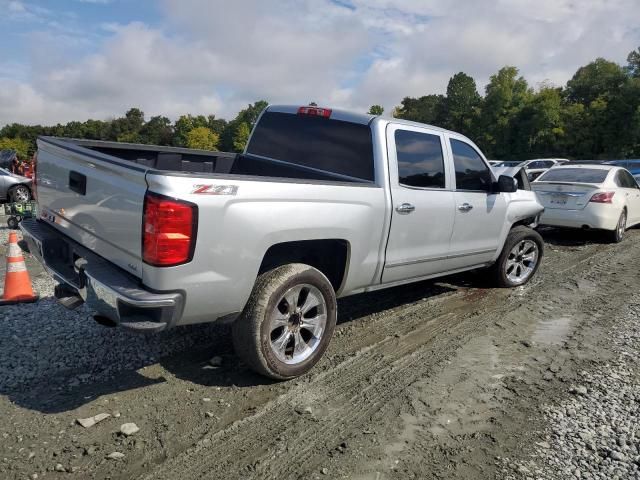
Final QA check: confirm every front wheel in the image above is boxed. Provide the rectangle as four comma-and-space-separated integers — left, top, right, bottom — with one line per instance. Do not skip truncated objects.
9, 185, 31, 203
232, 263, 337, 380
491, 226, 544, 287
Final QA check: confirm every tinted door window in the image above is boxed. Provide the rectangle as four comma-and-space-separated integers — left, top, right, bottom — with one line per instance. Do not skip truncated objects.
614, 171, 624, 187
620, 170, 639, 188
450, 139, 492, 191
395, 130, 445, 188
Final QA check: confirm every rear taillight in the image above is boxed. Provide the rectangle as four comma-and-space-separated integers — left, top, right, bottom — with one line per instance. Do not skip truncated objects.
143, 193, 197, 267
297, 106, 332, 118
589, 191, 615, 204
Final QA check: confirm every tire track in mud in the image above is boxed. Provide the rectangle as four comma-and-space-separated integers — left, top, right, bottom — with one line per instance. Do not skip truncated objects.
340, 234, 640, 479
139, 233, 637, 480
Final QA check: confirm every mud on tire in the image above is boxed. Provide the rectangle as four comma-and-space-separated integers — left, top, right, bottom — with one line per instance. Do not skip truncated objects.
232, 263, 337, 380
491, 226, 544, 288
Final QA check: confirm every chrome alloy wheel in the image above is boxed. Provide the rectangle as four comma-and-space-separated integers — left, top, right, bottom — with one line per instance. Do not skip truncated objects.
505, 239, 539, 285
12, 185, 30, 202
269, 284, 327, 365
617, 210, 627, 241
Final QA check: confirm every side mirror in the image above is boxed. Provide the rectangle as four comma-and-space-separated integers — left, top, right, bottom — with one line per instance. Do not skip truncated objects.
497, 175, 518, 193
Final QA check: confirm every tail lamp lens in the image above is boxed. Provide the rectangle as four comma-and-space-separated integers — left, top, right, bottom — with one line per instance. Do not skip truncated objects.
589, 191, 615, 203
143, 193, 197, 266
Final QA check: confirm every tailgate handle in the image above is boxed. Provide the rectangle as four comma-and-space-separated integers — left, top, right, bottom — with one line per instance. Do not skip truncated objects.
69, 171, 86, 195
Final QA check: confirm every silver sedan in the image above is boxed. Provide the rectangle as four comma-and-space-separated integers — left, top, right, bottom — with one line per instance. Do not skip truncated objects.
0, 168, 33, 202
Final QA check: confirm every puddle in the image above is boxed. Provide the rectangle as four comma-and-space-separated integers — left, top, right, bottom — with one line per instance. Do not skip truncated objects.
532, 316, 573, 345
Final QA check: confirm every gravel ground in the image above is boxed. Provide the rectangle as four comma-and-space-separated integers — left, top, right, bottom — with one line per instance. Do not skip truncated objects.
0, 226, 227, 394
503, 300, 640, 480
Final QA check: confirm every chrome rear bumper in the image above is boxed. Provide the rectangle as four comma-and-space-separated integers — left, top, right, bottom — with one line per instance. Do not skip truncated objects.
20, 219, 184, 331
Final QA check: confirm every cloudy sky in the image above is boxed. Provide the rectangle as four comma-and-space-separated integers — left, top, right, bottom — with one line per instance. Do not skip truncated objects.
1, 0, 639, 126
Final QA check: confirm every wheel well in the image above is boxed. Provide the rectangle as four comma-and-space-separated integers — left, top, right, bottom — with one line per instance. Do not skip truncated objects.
512, 217, 536, 228
9, 183, 31, 192
258, 239, 349, 292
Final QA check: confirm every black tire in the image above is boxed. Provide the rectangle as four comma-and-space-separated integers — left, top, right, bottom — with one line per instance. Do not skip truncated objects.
7, 216, 19, 229
490, 226, 544, 288
232, 263, 337, 380
9, 185, 31, 203
607, 209, 626, 243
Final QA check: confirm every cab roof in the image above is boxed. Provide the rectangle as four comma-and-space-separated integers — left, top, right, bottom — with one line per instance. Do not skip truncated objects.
266, 104, 461, 136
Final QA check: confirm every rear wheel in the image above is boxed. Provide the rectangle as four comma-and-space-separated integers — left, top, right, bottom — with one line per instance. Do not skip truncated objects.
232, 263, 337, 380
491, 226, 543, 287
608, 209, 626, 243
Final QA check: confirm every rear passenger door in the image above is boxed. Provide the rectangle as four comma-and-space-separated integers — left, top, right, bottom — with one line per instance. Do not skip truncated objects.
382, 125, 455, 283
617, 170, 640, 225
446, 137, 507, 269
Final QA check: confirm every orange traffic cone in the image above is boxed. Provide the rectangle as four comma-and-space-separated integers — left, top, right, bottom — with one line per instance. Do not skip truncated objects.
1, 231, 38, 305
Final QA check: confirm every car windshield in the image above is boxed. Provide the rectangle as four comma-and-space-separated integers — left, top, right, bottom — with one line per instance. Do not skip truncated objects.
537, 168, 609, 184
494, 161, 523, 167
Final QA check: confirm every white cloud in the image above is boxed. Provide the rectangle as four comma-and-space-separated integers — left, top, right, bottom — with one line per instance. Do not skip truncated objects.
1, 0, 639, 127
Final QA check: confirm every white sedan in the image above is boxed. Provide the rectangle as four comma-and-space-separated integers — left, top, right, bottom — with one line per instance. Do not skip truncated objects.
532, 165, 640, 242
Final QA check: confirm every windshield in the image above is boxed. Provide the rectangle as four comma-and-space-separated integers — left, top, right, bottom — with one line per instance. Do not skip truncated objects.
537, 168, 609, 184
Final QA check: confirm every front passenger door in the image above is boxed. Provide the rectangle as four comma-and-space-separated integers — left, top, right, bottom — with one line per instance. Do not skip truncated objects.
447, 137, 507, 269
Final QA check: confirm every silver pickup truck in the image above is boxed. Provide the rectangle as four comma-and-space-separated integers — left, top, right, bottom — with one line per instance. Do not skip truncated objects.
22, 105, 544, 379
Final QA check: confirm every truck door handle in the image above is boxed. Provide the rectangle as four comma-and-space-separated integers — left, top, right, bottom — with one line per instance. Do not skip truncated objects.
396, 203, 415, 214
458, 203, 473, 212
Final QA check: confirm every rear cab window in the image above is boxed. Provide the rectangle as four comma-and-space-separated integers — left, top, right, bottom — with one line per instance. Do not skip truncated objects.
537, 168, 609, 184
246, 111, 374, 181
450, 139, 492, 191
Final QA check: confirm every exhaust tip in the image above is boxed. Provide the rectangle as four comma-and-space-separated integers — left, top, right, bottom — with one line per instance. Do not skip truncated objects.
93, 315, 117, 328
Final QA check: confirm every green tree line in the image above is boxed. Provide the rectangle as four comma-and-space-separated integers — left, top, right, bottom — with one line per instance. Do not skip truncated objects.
0, 100, 268, 157
1, 48, 639, 160
393, 47, 640, 160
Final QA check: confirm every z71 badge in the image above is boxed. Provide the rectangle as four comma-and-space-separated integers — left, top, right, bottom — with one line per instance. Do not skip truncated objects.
191, 185, 238, 195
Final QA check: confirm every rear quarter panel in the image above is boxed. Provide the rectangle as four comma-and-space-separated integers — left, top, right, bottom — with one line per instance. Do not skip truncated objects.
144, 174, 387, 325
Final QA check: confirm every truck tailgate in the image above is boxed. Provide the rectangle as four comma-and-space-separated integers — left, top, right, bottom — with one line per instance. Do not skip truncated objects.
35, 137, 147, 277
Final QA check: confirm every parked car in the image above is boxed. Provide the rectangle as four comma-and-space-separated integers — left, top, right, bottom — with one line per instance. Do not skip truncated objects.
0, 167, 33, 202
22, 104, 545, 379
522, 159, 568, 181
492, 159, 568, 181
532, 165, 640, 242
492, 161, 523, 168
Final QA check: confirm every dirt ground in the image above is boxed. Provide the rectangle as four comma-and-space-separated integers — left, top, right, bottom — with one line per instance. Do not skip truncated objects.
1, 227, 639, 480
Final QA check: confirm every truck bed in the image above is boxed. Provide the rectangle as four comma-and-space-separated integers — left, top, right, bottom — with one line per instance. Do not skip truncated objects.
58, 138, 371, 183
